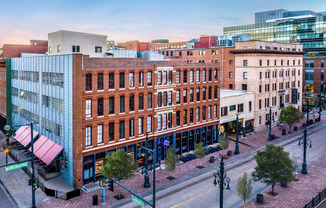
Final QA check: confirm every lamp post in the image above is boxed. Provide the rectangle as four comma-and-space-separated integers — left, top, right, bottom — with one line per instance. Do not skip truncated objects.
213, 155, 230, 208
268, 107, 272, 141
234, 113, 240, 155
306, 100, 310, 126
298, 126, 312, 174
4, 148, 9, 164
144, 131, 150, 188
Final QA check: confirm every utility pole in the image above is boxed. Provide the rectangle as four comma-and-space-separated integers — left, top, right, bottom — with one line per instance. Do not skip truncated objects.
234, 114, 240, 155
268, 107, 272, 141
144, 132, 150, 188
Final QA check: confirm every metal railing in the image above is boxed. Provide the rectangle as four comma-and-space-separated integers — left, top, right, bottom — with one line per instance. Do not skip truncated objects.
304, 187, 326, 208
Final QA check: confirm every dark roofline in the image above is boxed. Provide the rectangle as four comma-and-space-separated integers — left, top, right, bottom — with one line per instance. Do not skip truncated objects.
230, 49, 306, 55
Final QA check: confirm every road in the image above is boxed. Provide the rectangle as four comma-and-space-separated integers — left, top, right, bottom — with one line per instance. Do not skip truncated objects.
119, 120, 326, 208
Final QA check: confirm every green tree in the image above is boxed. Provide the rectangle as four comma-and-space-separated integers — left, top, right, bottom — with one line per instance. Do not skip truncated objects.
194, 142, 208, 158
278, 105, 303, 132
252, 144, 295, 195
236, 172, 253, 207
102, 149, 137, 181
219, 133, 229, 150
165, 145, 179, 172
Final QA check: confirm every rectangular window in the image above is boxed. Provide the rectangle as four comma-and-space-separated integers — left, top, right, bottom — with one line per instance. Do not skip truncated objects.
196, 88, 200, 101
168, 113, 172, 128
208, 106, 212, 119
139, 94, 144, 110
158, 71, 162, 85
259, 100, 262, 109
203, 70, 206, 82
86, 126, 92, 146
214, 69, 217, 81
208, 87, 212, 99
243, 60, 248, 66
190, 70, 194, 83
129, 72, 134, 87
243, 72, 248, 79
138, 117, 143, 134
168, 91, 172, 105
129, 94, 134, 111
95, 46, 102, 53
163, 113, 167, 129
196, 70, 200, 82
158, 114, 162, 130
229, 60, 233, 66
230, 105, 236, 111
214, 105, 217, 118
183, 89, 187, 103
168, 71, 172, 84
221, 107, 228, 116
183, 70, 187, 83
176, 71, 180, 83
119, 72, 125, 88
97, 73, 103, 90
267, 60, 269, 66
229, 72, 233, 78
86, 99, 92, 117
86, 73, 92, 91
163, 71, 167, 85
147, 71, 152, 86
202, 107, 206, 120
120, 96, 125, 113
98, 98, 103, 116
249, 101, 252, 112
190, 89, 194, 102
183, 110, 187, 125
97, 125, 103, 143
190, 109, 194, 123
259, 85, 262, 93
129, 119, 134, 137
196, 108, 200, 121
176, 111, 180, 126
163, 91, 167, 106
109, 73, 114, 89
238, 104, 244, 112
176, 90, 180, 104
139, 72, 144, 86
109, 97, 114, 114
203, 87, 206, 100
208, 69, 212, 81
72, 45, 80, 52
242, 84, 247, 90
109, 122, 114, 141
259, 60, 262, 66
148, 93, 152, 108
158, 92, 162, 107
119, 120, 125, 139
147, 116, 152, 132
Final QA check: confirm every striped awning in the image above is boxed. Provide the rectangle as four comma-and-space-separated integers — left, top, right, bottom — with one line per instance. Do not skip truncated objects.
13, 125, 39, 147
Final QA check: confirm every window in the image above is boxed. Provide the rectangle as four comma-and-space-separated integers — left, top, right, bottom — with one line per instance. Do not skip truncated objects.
139, 72, 144, 86
97, 73, 103, 90
168, 91, 172, 105
259, 85, 262, 93
196, 108, 200, 121
138, 117, 143, 134
274, 60, 277, 66
167, 113, 172, 128
86, 73, 92, 91
229, 84, 233, 89
183, 89, 187, 103
190, 109, 194, 123
176, 90, 180, 104
214, 105, 217, 118
129, 119, 134, 136
176, 111, 180, 126
163, 71, 167, 85
196, 88, 200, 101
243, 60, 248, 66
119, 72, 125, 88
238, 104, 244, 112
208, 87, 212, 99
147, 116, 152, 132
259, 60, 262, 66
129, 72, 134, 87
229, 72, 233, 79
163, 92, 167, 106
242, 84, 247, 90
281, 60, 283, 65
259, 72, 262, 79
214, 86, 218, 99
221, 107, 228, 116
129, 94, 134, 111
203, 70, 206, 82
183, 70, 187, 83
109, 73, 114, 89
202, 107, 206, 120
119, 120, 125, 139
120, 96, 125, 113
158, 114, 162, 130
287, 60, 289, 65
49, 46, 52, 54
196, 70, 200, 82
249, 101, 252, 112
158, 71, 162, 85
190, 70, 194, 83
322, 61, 324, 69
86, 126, 92, 146
190, 88, 194, 102
98, 98, 103, 116
109, 97, 114, 114
109, 122, 114, 141
279, 82, 283, 90
139, 94, 144, 110
176, 71, 180, 83
208, 106, 212, 119
97, 125, 103, 143
203, 87, 206, 100
147, 71, 152, 86
259, 100, 262, 109
208, 69, 212, 81
72, 45, 80, 52
183, 110, 187, 125
293, 60, 295, 65
214, 69, 217, 81
86, 99, 92, 117
267, 60, 269, 66
243, 72, 247, 79
148, 93, 152, 108
168, 71, 172, 84
95, 46, 102, 53
230, 105, 236, 111
229, 60, 233, 66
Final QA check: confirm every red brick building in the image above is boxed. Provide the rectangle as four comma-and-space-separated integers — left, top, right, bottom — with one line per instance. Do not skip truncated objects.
194, 35, 218, 48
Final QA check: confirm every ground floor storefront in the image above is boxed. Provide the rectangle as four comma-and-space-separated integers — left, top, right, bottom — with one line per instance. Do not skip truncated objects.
82, 123, 219, 185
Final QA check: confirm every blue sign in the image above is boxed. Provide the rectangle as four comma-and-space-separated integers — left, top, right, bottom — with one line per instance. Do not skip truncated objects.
163, 140, 170, 147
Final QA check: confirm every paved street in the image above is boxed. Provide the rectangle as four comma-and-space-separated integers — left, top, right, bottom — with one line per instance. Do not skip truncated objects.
118, 119, 326, 208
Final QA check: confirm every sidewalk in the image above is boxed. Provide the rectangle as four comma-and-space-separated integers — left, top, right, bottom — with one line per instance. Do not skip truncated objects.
37, 117, 322, 208
243, 154, 326, 208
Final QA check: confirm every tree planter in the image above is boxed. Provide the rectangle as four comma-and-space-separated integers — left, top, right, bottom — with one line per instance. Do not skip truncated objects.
256, 194, 264, 204
209, 156, 215, 163
281, 182, 288, 187
282, 129, 286, 135
227, 151, 232, 157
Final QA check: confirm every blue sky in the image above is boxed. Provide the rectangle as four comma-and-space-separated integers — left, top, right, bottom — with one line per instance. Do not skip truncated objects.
0, 0, 325, 46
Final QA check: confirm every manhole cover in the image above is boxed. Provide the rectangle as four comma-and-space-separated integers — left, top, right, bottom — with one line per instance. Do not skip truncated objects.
114, 194, 125, 200
166, 176, 175, 181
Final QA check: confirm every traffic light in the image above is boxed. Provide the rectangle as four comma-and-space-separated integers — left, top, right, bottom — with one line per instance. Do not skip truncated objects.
28, 179, 32, 186
109, 179, 114, 192
32, 183, 38, 191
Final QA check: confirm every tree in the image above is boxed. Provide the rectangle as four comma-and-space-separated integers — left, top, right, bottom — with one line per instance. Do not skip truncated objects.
278, 105, 303, 132
194, 142, 208, 158
102, 149, 137, 181
165, 145, 179, 172
236, 172, 253, 207
252, 144, 295, 195
219, 133, 229, 150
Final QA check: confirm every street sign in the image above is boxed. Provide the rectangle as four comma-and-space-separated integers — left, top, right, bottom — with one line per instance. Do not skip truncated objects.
163, 140, 170, 147
132, 195, 145, 207
99, 178, 107, 187
5, 162, 28, 171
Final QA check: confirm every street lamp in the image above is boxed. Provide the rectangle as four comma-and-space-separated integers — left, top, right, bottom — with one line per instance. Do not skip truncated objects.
298, 126, 312, 174
268, 107, 272, 141
306, 100, 310, 126
143, 132, 150, 188
4, 148, 9, 164
213, 155, 231, 208
234, 113, 240, 155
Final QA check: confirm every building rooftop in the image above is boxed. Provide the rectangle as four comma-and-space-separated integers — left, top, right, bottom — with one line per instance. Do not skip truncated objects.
220, 89, 254, 98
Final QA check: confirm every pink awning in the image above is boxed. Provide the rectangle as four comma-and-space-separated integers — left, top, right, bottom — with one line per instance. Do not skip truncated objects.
13, 126, 39, 147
